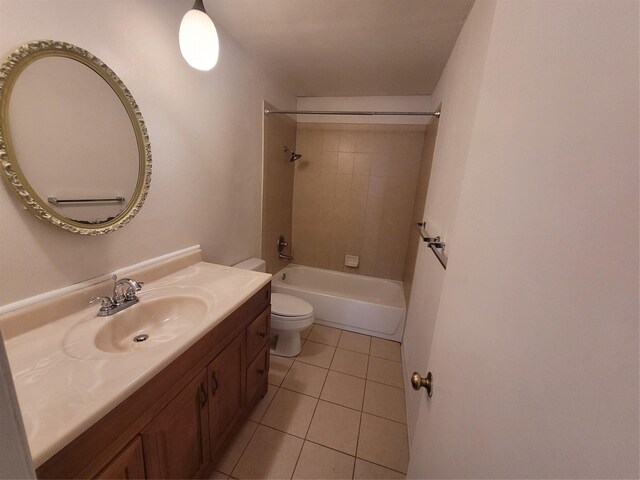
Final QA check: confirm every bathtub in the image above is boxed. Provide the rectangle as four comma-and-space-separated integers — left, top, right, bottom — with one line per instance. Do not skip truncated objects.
272, 264, 406, 342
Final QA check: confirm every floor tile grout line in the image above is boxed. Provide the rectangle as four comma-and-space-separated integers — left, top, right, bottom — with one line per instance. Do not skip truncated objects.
306, 324, 342, 348
283, 360, 329, 397
354, 457, 409, 477
250, 384, 279, 423
224, 417, 261, 478
299, 432, 408, 477
367, 350, 403, 364
337, 328, 372, 356
303, 338, 338, 436
261, 327, 408, 477
368, 352, 402, 362
363, 351, 371, 387
352, 376, 367, 479
298, 438, 409, 478
278, 383, 364, 414
255, 419, 308, 441
303, 438, 356, 459
273, 371, 408, 424
293, 339, 336, 369
365, 377, 406, 391
289, 433, 306, 479
240, 423, 304, 479
359, 411, 409, 474
335, 345, 371, 357
260, 394, 407, 460
269, 356, 295, 388
247, 343, 338, 464
258, 395, 406, 442
230, 328, 405, 478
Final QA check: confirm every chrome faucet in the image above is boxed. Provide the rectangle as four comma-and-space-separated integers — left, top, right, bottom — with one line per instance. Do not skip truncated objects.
90, 275, 144, 316
113, 277, 144, 304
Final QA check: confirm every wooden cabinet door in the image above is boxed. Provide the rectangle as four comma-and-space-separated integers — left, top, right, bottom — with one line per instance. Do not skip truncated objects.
141, 371, 210, 479
246, 308, 270, 362
95, 436, 145, 479
208, 333, 246, 453
246, 343, 269, 404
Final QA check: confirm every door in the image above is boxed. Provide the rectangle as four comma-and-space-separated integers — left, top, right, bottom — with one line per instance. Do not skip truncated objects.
208, 333, 246, 454
406, 2, 638, 478
141, 371, 210, 479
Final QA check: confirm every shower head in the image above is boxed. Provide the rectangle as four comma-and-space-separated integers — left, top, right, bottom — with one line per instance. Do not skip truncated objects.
284, 146, 302, 162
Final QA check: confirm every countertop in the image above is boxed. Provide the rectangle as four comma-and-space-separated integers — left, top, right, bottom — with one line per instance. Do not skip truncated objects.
2, 261, 271, 468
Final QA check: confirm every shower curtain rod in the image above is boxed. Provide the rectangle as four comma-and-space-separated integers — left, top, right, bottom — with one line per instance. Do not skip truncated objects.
264, 108, 440, 117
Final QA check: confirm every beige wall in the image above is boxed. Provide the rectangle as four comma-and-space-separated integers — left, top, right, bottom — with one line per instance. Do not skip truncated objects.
261, 105, 296, 274
0, 0, 295, 307
292, 123, 424, 280
402, 117, 439, 304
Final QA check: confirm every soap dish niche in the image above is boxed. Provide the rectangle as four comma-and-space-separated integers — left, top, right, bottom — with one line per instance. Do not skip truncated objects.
344, 255, 359, 268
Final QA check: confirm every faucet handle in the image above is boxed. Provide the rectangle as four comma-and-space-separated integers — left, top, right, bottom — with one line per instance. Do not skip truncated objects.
90, 296, 114, 312
119, 278, 143, 301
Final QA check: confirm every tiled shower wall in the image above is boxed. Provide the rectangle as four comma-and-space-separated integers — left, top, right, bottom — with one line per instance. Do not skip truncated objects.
292, 124, 425, 280
261, 105, 296, 274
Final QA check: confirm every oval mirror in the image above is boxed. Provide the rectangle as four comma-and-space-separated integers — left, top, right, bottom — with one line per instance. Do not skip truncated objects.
0, 40, 151, 235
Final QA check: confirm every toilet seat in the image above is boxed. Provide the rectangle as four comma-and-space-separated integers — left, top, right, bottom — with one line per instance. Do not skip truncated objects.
271, 293, 313, 318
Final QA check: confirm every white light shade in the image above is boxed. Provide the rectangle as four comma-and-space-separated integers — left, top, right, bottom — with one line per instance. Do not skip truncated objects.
179, 8, 219, 71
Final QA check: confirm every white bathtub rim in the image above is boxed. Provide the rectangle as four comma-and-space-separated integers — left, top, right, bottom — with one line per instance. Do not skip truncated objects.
273, 264, 406, 309
272, 264, 406, 342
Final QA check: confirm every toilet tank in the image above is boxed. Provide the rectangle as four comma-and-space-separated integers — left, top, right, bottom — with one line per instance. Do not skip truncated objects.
232, 258, 266, 273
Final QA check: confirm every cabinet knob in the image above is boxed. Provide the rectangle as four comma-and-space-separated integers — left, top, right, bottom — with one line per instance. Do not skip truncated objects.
211, 374, 219, 394
411, 371, 433, 397
258, 331, 266, 338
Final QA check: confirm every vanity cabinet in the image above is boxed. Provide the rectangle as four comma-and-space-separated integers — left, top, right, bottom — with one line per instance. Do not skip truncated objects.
141, 371, 210, 479
36, 283, 271, 480
207, 334, 245, 454
96, 438, 145, 480
247, 344, 270, 404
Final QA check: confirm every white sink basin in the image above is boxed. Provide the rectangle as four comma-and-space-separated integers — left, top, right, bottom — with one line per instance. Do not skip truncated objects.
94, 295, 208, 353
63, 289, 212, 359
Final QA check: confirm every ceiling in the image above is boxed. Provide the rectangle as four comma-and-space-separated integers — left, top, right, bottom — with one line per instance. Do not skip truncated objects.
205, 0, 474, 97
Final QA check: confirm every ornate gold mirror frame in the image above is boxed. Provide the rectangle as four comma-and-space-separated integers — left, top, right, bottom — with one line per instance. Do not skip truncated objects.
0, 40, 152, 235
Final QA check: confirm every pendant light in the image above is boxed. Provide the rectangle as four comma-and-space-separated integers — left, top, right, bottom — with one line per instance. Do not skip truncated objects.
179, 0, 219, 71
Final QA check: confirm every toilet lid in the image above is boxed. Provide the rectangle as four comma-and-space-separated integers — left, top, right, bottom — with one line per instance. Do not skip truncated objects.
271, 293, 313, 317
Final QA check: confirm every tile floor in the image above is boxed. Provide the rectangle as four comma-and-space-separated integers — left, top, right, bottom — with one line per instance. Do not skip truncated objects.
211, 324, 408, 480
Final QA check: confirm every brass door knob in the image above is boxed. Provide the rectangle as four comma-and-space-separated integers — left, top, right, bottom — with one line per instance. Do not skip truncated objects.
411, 371, 433, 397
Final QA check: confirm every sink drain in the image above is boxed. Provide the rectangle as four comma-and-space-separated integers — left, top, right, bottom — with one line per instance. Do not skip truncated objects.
133, 334, 149, 343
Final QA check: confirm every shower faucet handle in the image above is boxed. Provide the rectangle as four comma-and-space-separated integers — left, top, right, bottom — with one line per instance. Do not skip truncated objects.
277, 235, 289, 252
277, 235, 293, 261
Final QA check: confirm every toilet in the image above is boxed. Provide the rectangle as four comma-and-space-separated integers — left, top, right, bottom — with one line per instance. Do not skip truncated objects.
233, 258, 314, 357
